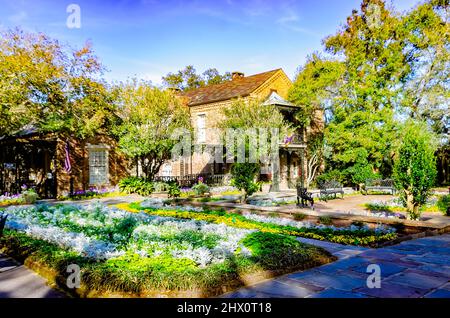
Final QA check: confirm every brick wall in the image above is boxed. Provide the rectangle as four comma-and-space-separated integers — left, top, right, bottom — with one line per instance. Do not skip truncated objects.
56, 135, 130, 196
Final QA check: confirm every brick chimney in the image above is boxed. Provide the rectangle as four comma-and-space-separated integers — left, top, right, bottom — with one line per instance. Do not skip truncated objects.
231, 71, 244, 80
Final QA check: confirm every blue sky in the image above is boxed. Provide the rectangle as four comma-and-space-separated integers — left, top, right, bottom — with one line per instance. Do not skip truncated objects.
0, 0, 421, 84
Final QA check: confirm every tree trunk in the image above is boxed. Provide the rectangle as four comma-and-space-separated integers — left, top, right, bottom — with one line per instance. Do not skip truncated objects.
405, 190, 421, 220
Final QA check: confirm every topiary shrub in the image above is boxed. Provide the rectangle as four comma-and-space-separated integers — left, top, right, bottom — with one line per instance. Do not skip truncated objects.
393, 120, 437, 220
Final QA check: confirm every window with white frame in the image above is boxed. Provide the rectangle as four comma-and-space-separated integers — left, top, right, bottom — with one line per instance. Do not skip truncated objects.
88, 146, 109, 185
197, 113, 206, 143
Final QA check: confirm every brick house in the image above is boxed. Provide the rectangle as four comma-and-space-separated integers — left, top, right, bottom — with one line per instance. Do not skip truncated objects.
0, 126, 129, 198
159, 68, 318, 191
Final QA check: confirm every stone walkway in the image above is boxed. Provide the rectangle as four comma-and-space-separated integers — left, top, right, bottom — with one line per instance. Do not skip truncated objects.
0, 254, 64, 298
222, 234, 450, 298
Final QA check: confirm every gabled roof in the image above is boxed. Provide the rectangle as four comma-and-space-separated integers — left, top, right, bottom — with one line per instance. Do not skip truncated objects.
181, 69, 281, 106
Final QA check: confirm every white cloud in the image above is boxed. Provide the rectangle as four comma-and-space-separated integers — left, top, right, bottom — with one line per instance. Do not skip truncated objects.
276, 6, 319, 37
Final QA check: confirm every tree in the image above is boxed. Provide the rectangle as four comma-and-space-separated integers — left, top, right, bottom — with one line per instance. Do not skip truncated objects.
290, 0, 449, 185
289, 53, 345, 126
401, 0, 450, 138
219, 98, 292, 197
202, 68, 232, 85
230, 163, 260, 202
393, 120, 438, 220
288, 54, 345, 186
162, 65, 231, 91
114, 81, 191, 180
0, 28, 115, 138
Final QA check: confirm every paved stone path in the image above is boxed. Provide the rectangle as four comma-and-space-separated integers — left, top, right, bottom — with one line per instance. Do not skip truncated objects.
0, 254, 64, 298
222, 234, 450, 298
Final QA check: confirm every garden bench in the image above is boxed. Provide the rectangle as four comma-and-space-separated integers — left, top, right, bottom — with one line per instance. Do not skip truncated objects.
296, 187, 314, 208
363, 179, 396, 195
0, 212, 8, 238
318, 180, 344, 201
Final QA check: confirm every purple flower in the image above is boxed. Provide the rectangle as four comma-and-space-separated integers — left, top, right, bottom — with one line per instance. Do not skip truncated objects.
283, 135, 294, 145
198, 176, 204, 183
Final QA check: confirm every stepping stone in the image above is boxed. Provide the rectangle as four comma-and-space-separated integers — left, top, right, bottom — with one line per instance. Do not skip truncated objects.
288, 271, 367, 291
405, 254, 450, 266
382, 247, 428, 256
359, 250, 404, 262
422, 247, 450, 255
349, 261, 407, 278
315, 257, 370, 274
405, 238, 449, 248
416, 265, 450, 279
424, 289, 450, 298
248, 280, 317, 298
310, 288, 370, 298
384, 271, 449, 290
355, 282, 429, 298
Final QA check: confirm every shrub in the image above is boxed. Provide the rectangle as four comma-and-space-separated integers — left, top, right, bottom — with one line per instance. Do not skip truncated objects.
21, 187, 38, 204
344, 163, 379, 186
393, 120, 438, 220
437, 195, 450, 216
192, 182, 210, 196
118, 177, 154, 196
365, 202, 393, 212
318, 216, 333, 225
315, 170, 344, 186
230, 163, 261, 202
167, 182, 181, 198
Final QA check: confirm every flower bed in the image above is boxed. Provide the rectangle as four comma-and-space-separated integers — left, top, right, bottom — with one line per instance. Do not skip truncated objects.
0, 193, 24, 207
364, 196, 443, 214
0, 202, 333, 297
121, 201, 398, 246
247, 196, 297, 207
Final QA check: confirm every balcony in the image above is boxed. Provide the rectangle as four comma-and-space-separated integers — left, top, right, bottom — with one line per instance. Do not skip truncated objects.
280, 133, 306, 150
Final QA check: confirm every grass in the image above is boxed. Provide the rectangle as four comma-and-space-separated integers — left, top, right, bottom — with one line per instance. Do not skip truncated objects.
119, 202, 398, 247
0, 228, 333, 297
